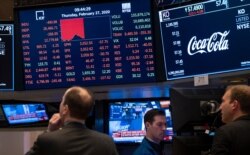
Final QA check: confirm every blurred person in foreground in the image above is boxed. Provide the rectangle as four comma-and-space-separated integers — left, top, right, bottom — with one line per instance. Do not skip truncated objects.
133, 109, 166, 155
211, 85, 250, 155
25, 86, 118, 155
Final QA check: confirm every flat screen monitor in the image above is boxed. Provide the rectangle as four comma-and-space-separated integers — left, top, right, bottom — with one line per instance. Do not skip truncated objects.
0, 22, 14, 90
1, 102, 49, 125
158, 0, 250, 80
108, 99, 173, 143
16, 0, 158, 90
170, 88, 224, 133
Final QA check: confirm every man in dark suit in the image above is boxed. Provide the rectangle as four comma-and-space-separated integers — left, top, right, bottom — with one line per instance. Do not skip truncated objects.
211, 85, 250, 155
25, 86, 118, 155
133, 109, 166, 155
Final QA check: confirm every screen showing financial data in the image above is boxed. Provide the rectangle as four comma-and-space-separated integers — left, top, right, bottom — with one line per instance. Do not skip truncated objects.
108, 99, 173, 143
159, 0, 250, 80
2, 103, 49, 125
17, 0, 157, 90
0, 23, 14, 90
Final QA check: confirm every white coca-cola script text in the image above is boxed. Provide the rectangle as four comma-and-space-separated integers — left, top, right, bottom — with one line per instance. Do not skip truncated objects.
187, 31, 230, 55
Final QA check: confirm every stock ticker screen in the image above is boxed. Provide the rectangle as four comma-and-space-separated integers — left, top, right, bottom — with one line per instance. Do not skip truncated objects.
0, 23, 14, 90
159, 0, 250, 80
18, 0, 157, 90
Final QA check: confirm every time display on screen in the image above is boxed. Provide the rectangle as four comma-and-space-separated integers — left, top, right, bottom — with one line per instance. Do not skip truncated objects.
0, 24, 14, 90
18, 0, 156, 89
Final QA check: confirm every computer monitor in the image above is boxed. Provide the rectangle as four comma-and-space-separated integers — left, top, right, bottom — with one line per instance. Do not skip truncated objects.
15, 0, 161, 90
0, 21, 14, 90
170, 87, 224, 133
1, 102, 49, 126
107, 98, 173, 143
158, 0, 250, 80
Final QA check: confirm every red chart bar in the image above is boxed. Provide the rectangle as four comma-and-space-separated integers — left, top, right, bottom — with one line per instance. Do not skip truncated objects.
60, 18, 85, 41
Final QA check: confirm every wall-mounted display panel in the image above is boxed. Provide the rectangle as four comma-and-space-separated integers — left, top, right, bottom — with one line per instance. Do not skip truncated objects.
0, 22, 14, 90
107, 98, 173, 143
16, 0, 159, 90
159, 0, 250, 80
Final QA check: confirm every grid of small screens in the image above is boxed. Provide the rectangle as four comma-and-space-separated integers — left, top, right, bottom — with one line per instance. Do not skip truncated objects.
16, 0, 157, 90
108, 99, 173, 143
159, 0, 250, 80
0, 22, 14, 90
1, 102, 49, 125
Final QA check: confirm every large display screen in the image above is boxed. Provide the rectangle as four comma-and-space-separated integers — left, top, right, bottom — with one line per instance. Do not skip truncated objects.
159, 0, 250, 80
17, 0, 157, 90
0, 23, 14, 90
108, 99, 173, 143
1, 103, 49, 125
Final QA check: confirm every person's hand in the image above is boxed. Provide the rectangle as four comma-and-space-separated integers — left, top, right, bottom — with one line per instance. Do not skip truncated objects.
47, 113, 62, 132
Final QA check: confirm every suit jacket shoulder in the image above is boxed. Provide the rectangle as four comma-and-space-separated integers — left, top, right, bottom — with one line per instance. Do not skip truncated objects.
26, 122, 118, 155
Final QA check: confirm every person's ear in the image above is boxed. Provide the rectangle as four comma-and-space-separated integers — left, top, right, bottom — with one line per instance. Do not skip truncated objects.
145, 122, 150, 129
231, 100, 239, 111
62, 104, 69, 115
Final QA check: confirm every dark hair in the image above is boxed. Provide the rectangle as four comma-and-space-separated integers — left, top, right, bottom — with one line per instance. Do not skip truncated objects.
227, 85, 250, 114
144, 109, 166, 125
63, 86, 94, 120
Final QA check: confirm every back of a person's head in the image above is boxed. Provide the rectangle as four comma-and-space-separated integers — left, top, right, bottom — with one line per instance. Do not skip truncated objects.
144, 109, 165, 125
63, 86, 94, 120
228, 85, 250, 114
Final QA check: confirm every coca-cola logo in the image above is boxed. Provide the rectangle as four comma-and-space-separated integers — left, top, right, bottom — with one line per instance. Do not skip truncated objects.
187, 31, 230, 56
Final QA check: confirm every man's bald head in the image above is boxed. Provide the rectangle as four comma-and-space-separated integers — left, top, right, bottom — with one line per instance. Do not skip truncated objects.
62, 86, 94, 120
